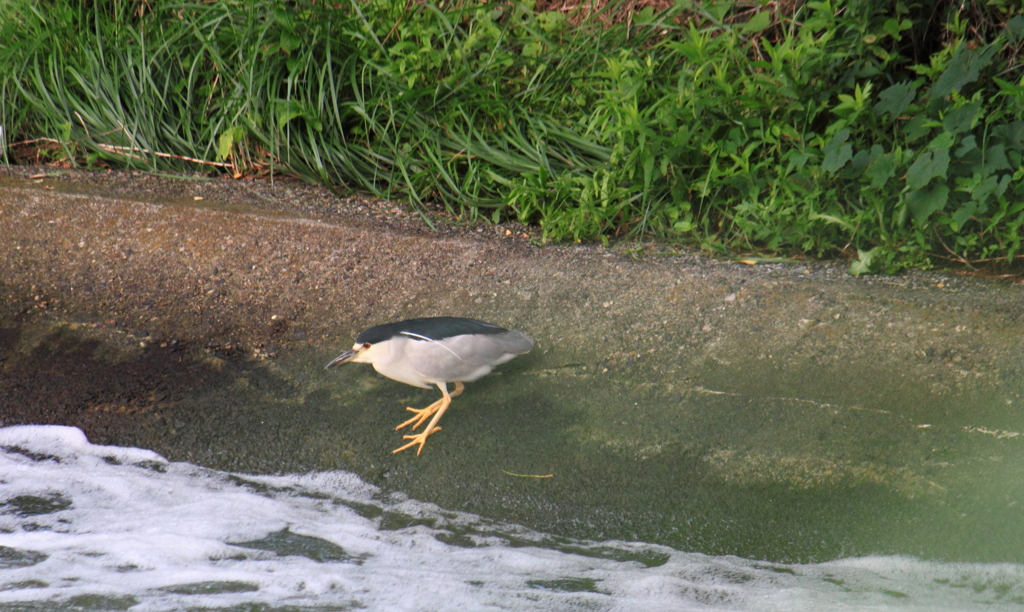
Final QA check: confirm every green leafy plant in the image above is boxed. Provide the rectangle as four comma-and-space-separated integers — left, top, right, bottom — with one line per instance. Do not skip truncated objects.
2, 0, 1023, 272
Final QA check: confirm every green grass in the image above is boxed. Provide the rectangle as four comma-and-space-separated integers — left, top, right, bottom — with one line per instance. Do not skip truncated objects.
2, 0, 1024, 273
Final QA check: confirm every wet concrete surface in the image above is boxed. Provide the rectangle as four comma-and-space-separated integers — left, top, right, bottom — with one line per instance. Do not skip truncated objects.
2, 166, 1023, 563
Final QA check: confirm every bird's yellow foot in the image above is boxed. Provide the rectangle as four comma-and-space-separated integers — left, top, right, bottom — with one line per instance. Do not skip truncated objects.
395, 398, 444, 431
392, 427, 442, 455
391, 382, 461, 456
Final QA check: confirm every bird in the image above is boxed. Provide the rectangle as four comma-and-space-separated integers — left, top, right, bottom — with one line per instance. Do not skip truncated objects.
325, 317, 534, 455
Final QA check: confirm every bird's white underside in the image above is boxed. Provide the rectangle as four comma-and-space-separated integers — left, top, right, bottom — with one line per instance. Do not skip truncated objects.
348, 332, 529, 389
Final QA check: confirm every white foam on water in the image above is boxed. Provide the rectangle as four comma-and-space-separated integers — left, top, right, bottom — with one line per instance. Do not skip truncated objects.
0, 425, 1021, 611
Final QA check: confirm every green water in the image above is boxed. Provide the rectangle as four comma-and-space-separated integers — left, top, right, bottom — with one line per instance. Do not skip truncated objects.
170, 341, 1024, 564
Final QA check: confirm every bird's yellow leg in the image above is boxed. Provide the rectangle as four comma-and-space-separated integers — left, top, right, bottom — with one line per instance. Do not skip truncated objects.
393, 382, 463, 455
395, 381, 464, 431
395, 397, 443, 431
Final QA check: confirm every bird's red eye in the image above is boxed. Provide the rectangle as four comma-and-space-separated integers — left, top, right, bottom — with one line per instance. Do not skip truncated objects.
362, 343, 371, 349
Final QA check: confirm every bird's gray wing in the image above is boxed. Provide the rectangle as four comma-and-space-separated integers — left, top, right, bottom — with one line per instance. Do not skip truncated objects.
410, 331, 533, 382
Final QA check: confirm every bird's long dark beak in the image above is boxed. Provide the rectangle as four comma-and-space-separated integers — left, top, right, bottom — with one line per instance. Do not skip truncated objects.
325, 348, 359, 369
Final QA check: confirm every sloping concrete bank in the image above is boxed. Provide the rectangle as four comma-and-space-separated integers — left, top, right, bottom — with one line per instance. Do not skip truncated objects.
2, 167, 1023, 563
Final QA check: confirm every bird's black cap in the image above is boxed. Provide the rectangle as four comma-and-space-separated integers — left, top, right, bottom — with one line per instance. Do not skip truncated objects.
356, 317, 509, 344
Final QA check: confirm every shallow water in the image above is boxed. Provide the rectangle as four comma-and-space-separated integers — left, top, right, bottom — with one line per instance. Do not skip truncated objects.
4, 313, 1024, 566
282, 341, 1024, 565
1, 425, 1022, 611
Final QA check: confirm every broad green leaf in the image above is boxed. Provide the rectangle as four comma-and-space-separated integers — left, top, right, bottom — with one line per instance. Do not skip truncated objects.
1008, 15, 1024, 42
951, 201, 977, 230
705, 0, 733, 22
285, 55, 304, 74
276, 101, 305, 129
822, 128, 852, 174
280, 31, 301, 53
983, 144, 1010, 174
217, 126, 246, 161
929, 44, 999, 99
970, 173, 1005, 203
883, 18, 912, 40
217, 133, 232, 161
874, 81, 917, 118
906, 184, 949, 225
741, 11, 771, 34
904, 115, 934, 142
927, 131, 954, 151
850, 145, 880, 175
942, 102, 980, 134
905, 147, 949, 190
955, 135, 977, 157
995, 173, 1011, 199
865, 151, 897, 189
992, 121, 1024, 151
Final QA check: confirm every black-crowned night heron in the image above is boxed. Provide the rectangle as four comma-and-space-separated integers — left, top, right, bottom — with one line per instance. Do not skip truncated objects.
325, 317, 534, 455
